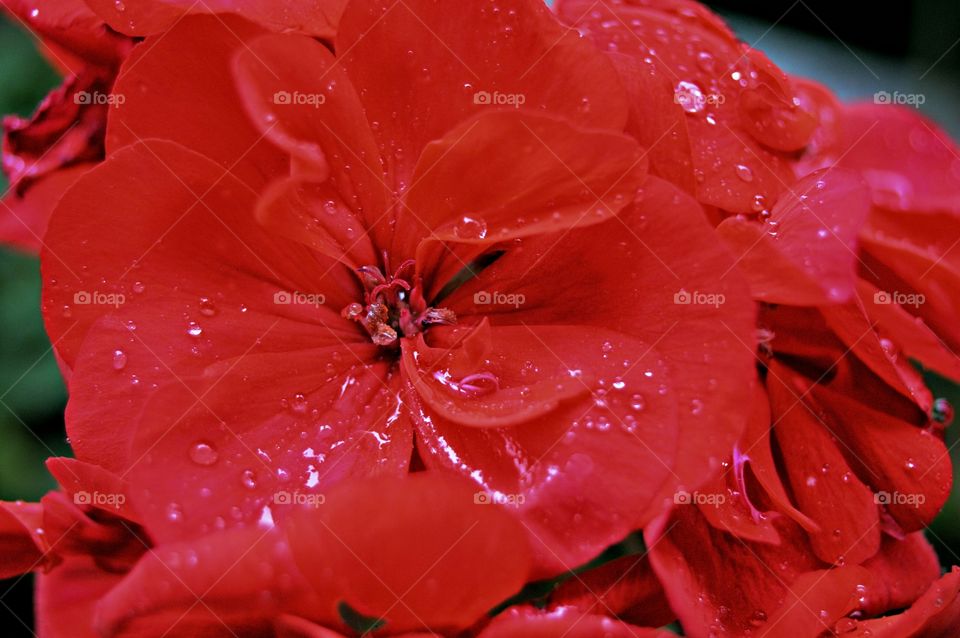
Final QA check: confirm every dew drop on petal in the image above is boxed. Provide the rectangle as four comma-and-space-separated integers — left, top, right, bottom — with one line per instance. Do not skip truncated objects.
198, 297, 218, 317
241, 469, 257, 490
166, 503, 183, 522
290, 393, 308, 414
189, 441, 219, 466
735, 164, 754, 183
186, 321, 203, 337
112, 349, 128, 371
932, 397, 954, 426
453, 216, 487, 239
674, 80, 705, 114
630, 394, 646, 412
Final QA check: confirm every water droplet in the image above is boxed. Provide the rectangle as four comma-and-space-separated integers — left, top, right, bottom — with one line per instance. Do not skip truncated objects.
453, 216, 487, 239
749, 610, 767, 627
166, 502, 183, 522
186, 321, 203, 337
690, 398, 704, 415
241, 469, 257, 490
290, 393, 308, 414
114, 0, 126, 12
735, 164, 754, 182
198, 297, 218, 317
189, 441, 218, 466
674, 80, 705, 114
132, 281, 145, 294
932, 397, 954, 426
835, 618, 858, 634
112, 349, 128, 371
696, 51, 716, 73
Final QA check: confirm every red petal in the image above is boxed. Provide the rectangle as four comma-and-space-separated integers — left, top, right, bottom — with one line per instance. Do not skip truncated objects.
856, 279, 960, 383
94, 527, 319, 636
557, 0, 813, 214
400, 110, 646, 260
286, 473, 532, 634
107, 15, 288, 189
232, 32, 393, 249
760, 566, 871, 637
41, 140, 359, 472
255, 177, 379, 270
402, 322, 597, 429
45, 457, 139, 523
806, 381, 951, 532
408, 326, 678, 576
0, 163, 90, 253
478, 606, 672, 638
767, 364, 881, 566
337, 0, 628, 187
646, 507, 825, 637
549, 554, 675, 627
4, 0, 132, 68
852, 568, 960, 638
832, 104, 960, 214
860, 206, 960, 353
3, 70, 109, 192
0, 500, 47, 578
717, 169, 870, 305
35, 556, 122, 638
860, 532, 940, 616
126, 357, 411, 544
82, 0, 346, 37
821, 296, 933, 412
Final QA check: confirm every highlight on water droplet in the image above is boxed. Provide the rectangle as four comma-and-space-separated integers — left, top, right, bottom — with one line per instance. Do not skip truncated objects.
453, 215, 488, 239
112, 349, 128, 371
189, 441, 219, 466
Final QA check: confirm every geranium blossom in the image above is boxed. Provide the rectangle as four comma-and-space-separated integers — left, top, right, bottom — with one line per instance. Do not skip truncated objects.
0, 0, 957, 635
40, 0, 754, 589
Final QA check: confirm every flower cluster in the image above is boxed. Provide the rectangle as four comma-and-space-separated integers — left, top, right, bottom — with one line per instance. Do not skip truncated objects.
1, 0, 958, 636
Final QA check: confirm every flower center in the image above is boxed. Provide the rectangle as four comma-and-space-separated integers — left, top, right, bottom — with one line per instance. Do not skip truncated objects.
342, 258, 456, 347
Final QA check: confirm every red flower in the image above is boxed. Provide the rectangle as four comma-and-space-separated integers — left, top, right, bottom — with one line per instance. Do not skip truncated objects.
0, 0, 133, 252
41, 0, 755, 582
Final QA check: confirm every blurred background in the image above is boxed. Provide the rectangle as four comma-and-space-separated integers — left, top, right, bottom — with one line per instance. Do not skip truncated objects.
0, 0, 958, 634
